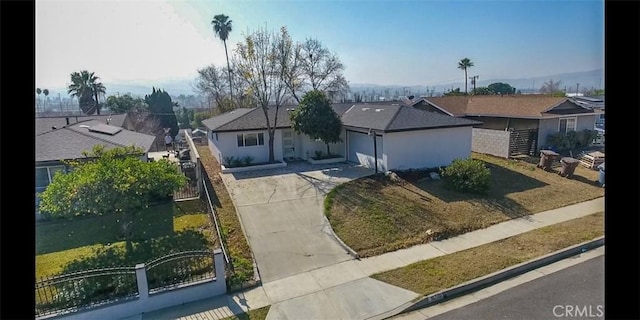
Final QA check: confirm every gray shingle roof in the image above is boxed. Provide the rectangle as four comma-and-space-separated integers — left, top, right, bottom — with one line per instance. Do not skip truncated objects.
341, 104, 481, 132
36, 119, 156, 162
36, 113, 128, 135
203, 103, 480, 133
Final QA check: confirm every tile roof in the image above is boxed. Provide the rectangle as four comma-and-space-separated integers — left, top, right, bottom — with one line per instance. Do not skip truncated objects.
36, 119, 156, 162
203, 103, 480, 133
424, 95, 592, 119
36, 113, 128, 135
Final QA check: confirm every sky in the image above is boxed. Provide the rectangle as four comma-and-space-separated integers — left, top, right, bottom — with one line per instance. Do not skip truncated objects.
35, 0, 604, 90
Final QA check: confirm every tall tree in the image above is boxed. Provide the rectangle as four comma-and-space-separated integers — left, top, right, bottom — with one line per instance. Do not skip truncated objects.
281, 36, 349, 103
67, 70, 106, 115
234, 26, 290, 163
36, 88, 42, 113
290, 90, 342, 156
487, 82, 516, 95
540, 79, 562, 94
43, 89, 50, 110
105, 94, 147, 113
144, 87, 179, 138
38, 145, 186, 250
195, 64, 230, 109
212, 14, 234, 105
457, 58, 474, 95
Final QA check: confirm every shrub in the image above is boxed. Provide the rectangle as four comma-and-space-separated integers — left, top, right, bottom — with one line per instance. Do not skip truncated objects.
242, 156, 254, 166
231, 158, 243, 168
223, 156, 235, 166
546, 129, 600, 153
440, 158, 491, 194
314, 150, 324, 159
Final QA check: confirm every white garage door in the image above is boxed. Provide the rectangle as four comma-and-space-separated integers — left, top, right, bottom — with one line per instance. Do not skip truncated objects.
347, 130, 383, 169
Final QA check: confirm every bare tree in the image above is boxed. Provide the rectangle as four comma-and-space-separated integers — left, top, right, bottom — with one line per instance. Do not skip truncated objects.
195, 64, 229, 108
540, 79, 562, 94
234, 26, 291, 162
280, 37, 350, 103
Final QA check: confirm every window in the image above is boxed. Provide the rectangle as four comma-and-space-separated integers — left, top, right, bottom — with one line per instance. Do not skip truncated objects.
559, 117, 577, 133
237, 133, 265, 147
36, 165, 66, 190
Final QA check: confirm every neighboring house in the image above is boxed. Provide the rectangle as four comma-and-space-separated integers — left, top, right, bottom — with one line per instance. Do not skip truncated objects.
202, 103, 481, 172
36, 118, 156, 214
36, 113, 129, 135
414, 95, 599, 157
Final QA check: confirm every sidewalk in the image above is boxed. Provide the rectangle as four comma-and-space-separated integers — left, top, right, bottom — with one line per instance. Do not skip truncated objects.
137, 197, 604, 320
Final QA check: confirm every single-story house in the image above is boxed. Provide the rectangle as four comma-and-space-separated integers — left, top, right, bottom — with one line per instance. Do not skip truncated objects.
202, 103, 481, 172
36, 118, 156, 213
413, 95, 601, 157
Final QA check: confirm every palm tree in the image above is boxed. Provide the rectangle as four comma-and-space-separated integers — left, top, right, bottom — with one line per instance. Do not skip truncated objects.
36, 88, 42, 113
91, 81, 106, 115
458, 58, 474, 95
211, 14, 234, 102
43, 89, 49, 111
67, 70, 106, 115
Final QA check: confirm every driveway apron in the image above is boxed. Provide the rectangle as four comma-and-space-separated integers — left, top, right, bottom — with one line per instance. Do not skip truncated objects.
221, 162, 373, 283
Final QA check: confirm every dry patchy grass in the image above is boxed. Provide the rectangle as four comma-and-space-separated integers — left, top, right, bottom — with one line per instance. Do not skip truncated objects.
221, 306, 270, 320
197, 145, 255, 286
372, 212, 604, 295
325, 153, 604, 257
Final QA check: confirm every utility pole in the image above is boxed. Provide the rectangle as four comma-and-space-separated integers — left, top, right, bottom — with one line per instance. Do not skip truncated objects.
576, 83, 580, 95
469, 75, 479, 94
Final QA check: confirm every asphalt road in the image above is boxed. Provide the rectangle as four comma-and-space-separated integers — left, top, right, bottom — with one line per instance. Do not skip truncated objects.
429, 255, 604, 320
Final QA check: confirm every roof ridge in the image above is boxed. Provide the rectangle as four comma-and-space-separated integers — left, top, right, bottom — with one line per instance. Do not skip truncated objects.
383, 104, 404, 131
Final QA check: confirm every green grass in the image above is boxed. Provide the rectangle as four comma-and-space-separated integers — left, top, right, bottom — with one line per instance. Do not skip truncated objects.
325, 152, 604, 257
372, 212, 604, 296
221, 306, 270, 320
36, 199, 216, 279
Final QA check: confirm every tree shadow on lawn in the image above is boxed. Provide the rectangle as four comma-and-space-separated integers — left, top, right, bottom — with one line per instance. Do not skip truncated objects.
60, 230, 211, 273
36, 202, 199, 255
408, 162, 549, 219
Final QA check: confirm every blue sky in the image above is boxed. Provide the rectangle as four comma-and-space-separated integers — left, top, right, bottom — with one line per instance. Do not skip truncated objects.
36, 0, 604, 89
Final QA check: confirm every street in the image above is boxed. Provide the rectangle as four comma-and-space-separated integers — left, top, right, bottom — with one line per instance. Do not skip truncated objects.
428, 255, 604, 320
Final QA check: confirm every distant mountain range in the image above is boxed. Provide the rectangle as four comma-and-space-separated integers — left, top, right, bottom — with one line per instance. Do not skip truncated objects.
41, 68, 603, 99
350, 68, 604, 95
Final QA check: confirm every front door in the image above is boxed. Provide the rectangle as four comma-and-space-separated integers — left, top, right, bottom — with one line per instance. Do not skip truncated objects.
282, 129, 295, 158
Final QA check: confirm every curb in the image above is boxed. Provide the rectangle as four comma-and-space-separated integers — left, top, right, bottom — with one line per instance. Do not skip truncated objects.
323, 216, 360, 259
369, 236, 604, 320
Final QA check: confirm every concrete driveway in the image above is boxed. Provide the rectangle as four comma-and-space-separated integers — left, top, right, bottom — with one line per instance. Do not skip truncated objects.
220, 161, 373, 283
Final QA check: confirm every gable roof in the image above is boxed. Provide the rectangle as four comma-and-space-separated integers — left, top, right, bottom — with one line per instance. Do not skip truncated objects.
36, 119, 156, 162
423, 95, 593, 119
203, 103, 480, 133
36, 113, 128, 135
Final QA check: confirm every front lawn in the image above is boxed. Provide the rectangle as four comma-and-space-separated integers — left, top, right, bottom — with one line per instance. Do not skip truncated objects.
36, 199, 217, 279
325, 152, 604, 257
372, 212, 604, 296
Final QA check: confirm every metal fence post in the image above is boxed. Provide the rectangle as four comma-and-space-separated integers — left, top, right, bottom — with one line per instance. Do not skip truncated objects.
213, 249, 227, 292
135, 264, 149, 301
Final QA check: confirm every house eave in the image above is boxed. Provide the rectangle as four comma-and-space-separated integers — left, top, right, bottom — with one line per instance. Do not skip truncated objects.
210, 125, 292, 133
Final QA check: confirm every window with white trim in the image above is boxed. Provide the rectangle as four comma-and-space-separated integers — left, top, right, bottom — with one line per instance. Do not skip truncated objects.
558, 117, 577, 133
36, 165, 66, 191
237, 133, 265, 147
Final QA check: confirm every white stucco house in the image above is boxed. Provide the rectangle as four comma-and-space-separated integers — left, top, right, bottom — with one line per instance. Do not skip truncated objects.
202, 103, 482, 172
